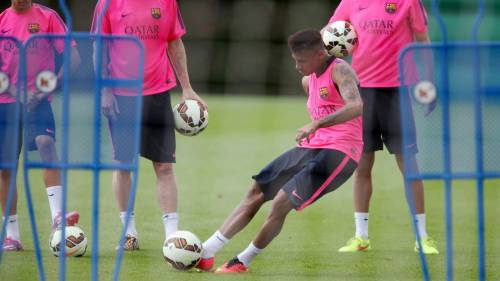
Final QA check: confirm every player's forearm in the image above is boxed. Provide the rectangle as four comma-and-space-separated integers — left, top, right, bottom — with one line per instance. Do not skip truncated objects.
92, 42, 110, 77
315, 101, 362, 128
56, 47, 81, 80
168, 39, 192, 90
414, 32, 434, 81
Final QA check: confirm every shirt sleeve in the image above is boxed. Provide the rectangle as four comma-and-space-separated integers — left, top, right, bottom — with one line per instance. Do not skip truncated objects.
409, 0, 428, 33
91, 0, 112, 34
49, 12, 72, 54
329, 0, 351, 23
167, 0, 187, 42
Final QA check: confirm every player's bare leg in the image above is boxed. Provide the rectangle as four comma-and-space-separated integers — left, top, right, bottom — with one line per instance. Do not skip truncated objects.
113, 170, 132, 212
113, 169, 139, 250
339, 152, 374, 252
154, 162, 177, 213
216, 189, 294, 273
395, 154, 438, 254
395, 154, 424, 214
1, 168, 22, 250
153, 162, 179, 239
36, 135, 79, 229
198, 181, 265, 271
0, 171, 17, 217
252, 189, 293, 249
353, 152, 375, 213
219, 182, 265, 238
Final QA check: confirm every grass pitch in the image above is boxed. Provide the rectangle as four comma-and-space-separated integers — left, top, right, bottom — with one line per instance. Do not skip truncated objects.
0, 95, 499, 281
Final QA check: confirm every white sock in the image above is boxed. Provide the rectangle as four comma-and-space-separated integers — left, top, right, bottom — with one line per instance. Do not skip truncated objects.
3, 215, 20, 241
236, 242, 262, 267
355, 212, 369, 240
415, 213, 428, 238
119, 211, 138, 236
162, 212, 178, 238
202, 230, 229, 259
47, 186, 62, 223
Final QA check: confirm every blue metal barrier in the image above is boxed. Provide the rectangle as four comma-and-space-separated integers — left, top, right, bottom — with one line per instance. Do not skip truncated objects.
399, 1, 495, 280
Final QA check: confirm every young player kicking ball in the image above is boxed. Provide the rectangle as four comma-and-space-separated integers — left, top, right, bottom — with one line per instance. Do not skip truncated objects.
196, 29, 363, 273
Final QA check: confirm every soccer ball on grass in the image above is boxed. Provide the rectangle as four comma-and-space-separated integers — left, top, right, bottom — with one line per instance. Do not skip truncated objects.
163, 230, 203, 270
49, 226, 88, 257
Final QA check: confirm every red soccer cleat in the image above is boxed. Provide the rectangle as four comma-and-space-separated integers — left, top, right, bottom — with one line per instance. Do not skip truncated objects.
52, 211, 80, 230
2, 237, 23, 251
215, 257, 248, 273
196, 256, 215, 271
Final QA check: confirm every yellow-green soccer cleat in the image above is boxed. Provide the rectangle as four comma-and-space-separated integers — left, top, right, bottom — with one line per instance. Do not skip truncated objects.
414, 236, 439, 255
338, 237, 371, 252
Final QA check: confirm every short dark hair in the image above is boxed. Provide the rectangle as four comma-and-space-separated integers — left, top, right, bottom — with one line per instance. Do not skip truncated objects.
288, 29, 324, 53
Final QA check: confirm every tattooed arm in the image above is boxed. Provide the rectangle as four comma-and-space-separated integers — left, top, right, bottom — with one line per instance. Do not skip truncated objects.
295, 62, 362, 143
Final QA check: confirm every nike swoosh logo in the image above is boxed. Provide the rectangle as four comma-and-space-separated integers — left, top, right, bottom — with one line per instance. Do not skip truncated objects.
121, 13, 131, 18
46, 128, 54, 133
357, 245, 369, 251
48, 194, 55, 197
358, 7, 368, 11
1, 29, 11, 33
291, 190, 303, 201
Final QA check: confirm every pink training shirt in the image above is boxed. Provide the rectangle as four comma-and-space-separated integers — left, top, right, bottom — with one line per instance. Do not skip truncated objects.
0, 4, 68, 103
91, 0, 186, 95
330, 0, 428, 87
299, 59, 363, 162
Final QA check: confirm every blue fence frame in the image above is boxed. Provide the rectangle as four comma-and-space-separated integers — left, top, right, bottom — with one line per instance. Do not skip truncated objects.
398, 1, 493, 280
0, 0, 145, 279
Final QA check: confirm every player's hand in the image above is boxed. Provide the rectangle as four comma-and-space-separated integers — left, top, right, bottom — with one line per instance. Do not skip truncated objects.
8, 84, 18, 98
424, 98, 437, 117
295, 122, 319, 144
181, 88, 208, 110
26, 91, 44, 112
101, 90, 119, 122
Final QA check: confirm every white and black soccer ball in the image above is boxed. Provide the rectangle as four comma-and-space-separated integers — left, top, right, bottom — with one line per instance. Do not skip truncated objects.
49, 226, 88, 257
173, 99, 208, 136
321, 20, 358, 57
163, 230, 203, 270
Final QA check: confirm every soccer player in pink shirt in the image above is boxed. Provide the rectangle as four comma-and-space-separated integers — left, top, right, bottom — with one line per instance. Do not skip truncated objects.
195, 29, 363, 273
91, 0, 207, 250
330, 0, 438, 254
0, 0, 81, 251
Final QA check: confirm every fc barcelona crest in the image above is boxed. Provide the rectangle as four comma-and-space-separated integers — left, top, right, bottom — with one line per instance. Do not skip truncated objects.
319, 87, 329, 99
385, 3, 397, 14
28, 23, 40, 34
151, 8, 161, 19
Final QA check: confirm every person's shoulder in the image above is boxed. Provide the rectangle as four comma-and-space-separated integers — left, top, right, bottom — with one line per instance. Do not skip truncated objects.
33, 3, 61, 19
0, 7, 11, 17
0, 7, 11, 21
332, 59, 359, 84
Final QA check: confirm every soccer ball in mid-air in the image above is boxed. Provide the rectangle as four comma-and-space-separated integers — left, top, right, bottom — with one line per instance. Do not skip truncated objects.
173, 99, 208, 136
163, 230, 203, 270
49, 226, 88, 257
321, 20, 358, 57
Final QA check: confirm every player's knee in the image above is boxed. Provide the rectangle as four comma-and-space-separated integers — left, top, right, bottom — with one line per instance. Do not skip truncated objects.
269, 194, 292, 219
35, 135, 55, 150
243, 184, 264, 209
153, 162, 174, 177
355, 166, 372, 179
